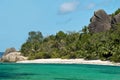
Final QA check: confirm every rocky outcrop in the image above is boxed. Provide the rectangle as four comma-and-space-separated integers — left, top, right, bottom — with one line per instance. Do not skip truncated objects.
89, 9, 111, 33
112, 13, 120, 25
0, 48, 27, 62
4, 47, 16, 56
1, 52, 27, 62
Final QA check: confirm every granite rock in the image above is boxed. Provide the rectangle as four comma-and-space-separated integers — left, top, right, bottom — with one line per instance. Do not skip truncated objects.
1, 52, 27, 62
89, 9, 111, 33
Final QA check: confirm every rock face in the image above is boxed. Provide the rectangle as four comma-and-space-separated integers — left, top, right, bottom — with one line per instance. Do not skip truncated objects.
1, 52, 27, 62
4, 47, 16, 56
112, 13, 120, 25
0, 48, 27, 62
89, 9, 111, 33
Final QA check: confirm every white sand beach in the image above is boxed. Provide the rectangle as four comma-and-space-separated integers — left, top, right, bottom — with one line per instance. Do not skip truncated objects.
17, 58, 120, 66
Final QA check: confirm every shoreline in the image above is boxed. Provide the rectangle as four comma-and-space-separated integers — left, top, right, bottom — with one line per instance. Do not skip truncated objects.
17, 58, 120, 66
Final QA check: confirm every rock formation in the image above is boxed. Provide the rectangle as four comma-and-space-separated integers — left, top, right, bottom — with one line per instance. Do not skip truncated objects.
1, 52, 27, 62
1, 48, 27, 62
4, 47, 16, 56
112, 13, 120, 25
89, 9, 111, 33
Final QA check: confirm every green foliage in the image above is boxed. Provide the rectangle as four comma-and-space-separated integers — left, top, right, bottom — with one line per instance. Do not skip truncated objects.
28, 52, 51, 60
56, 31, 66, 40
112, 8, 120, 16
21, 11, 120, 62
27, 31, 43, 43
82, 26, 89, 34
21, 31, 43, 57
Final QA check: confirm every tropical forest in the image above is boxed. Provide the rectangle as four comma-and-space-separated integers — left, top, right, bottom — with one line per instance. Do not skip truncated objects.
21, 9, 120, 62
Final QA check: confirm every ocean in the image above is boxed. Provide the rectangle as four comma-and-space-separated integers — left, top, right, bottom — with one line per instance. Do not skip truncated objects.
0, 52, 4, 58
0, 63, 119, 80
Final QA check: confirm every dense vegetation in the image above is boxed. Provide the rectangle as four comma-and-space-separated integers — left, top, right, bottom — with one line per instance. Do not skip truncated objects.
21, 9, 120, 62
112, 8, 120, 16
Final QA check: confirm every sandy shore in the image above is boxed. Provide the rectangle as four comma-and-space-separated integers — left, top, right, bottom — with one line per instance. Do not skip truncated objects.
17, 58, 120, 66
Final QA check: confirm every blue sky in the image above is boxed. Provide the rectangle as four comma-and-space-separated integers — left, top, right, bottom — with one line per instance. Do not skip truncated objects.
0, 0, 120, 51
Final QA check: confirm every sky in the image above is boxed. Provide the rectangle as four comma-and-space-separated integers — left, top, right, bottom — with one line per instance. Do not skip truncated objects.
0, 0, 120, 52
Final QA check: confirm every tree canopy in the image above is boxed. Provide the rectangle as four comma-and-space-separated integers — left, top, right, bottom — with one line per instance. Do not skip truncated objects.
112, 8, 120, 16
20, 9, 120, 62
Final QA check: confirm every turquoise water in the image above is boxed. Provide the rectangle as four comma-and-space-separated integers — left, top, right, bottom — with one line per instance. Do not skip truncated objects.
0, 63, 120, 80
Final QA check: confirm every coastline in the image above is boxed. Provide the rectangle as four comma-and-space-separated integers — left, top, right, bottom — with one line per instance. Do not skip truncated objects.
17, 58, 120, 66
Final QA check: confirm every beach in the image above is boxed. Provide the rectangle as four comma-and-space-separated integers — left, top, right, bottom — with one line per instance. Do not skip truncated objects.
17, 58, 120, 66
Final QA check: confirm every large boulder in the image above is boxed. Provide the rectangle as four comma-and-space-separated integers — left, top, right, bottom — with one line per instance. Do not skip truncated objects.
112, 13, 120, 25
1, 52, 27, 62
4, 47, 16, 56
89, 9, 111, 33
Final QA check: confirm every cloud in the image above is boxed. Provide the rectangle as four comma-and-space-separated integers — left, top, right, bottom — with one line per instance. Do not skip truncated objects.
86, 3, 96, 10
59, 1, 79, 14
85, 0, 112, 10
99, 0, 112, 6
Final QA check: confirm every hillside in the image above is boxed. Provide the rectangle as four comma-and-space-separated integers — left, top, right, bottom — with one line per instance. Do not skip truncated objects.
20, 9, 120, 62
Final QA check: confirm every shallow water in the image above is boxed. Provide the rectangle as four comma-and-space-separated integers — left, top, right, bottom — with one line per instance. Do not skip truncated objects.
0, 63, 120, 80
